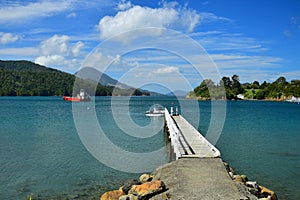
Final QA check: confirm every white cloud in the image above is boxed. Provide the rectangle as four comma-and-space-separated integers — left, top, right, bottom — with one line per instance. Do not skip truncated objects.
199, 12, 230, 23
0, 0, 114, 24
70, 41, 84, 57
210, 54, 282, 68
97, 3, 201, 42
154, 66, 179, 74
39, 35, 70, 56
82, 50, 120, 70
0, 47, 38, 56
35, 55, 66, 66
35, 55, 80, 71
35, 34, 85, 71
191, 31, 269, 52
0, 1, 72, 24
117, 0, 132, 11
66, 12, 77, 18
0, 32, 20, 44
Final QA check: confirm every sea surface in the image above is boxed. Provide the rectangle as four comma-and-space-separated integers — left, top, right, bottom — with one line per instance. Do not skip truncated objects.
0, 96, 299, 199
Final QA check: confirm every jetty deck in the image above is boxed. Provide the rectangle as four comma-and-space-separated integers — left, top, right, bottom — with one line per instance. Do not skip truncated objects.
164, 108, 220, 159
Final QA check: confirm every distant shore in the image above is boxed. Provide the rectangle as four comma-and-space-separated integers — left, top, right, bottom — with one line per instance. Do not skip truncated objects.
185, 95, 295, 102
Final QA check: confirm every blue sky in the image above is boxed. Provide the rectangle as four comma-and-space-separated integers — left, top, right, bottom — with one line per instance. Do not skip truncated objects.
0, 0, 299, 92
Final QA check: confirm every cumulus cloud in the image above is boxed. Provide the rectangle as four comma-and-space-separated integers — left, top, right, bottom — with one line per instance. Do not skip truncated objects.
39, 35, 69, 56
70, 41, 84, 57
35, 55, 80, 71
35, 55, 66, 66
0, 32, 20, 44
82, 50, 120, 70
35, 34, 85, 71
97, 3, 201, 42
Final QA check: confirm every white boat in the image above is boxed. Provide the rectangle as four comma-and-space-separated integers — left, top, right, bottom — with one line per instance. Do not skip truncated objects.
145, 104, 165, 117
286, 96, 300, 103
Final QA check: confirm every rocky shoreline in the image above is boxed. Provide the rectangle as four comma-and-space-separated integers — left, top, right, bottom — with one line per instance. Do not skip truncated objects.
100, 159, 277, 200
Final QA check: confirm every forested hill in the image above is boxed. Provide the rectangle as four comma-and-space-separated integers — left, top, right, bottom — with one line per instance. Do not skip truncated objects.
189, 75, 300, 100
0, 60, 148, 96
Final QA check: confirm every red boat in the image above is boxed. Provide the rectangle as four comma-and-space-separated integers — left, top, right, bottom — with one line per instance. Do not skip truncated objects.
63, 89, 91, 102
63, 96, 81, 102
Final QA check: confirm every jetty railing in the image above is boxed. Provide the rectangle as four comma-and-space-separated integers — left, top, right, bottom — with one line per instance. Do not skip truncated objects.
164, 108, 182, 160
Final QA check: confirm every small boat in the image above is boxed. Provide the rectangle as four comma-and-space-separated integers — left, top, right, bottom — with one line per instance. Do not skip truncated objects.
146, 104, 165, 117
286, 96, 300, 103
63, 89, 91, 102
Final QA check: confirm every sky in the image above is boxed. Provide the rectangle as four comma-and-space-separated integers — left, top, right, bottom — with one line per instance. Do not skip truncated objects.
0, 0, 299, 93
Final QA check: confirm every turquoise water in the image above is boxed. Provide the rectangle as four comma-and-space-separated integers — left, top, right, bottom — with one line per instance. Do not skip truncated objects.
0, 97, 299, 199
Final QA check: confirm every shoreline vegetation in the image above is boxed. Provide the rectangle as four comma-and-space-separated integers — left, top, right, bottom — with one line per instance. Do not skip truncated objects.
0, 60, 150, 97
187, 75, 300, 101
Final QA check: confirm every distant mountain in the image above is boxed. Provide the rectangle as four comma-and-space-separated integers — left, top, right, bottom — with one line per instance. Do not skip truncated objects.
76, 67, 131, 89
0, 60, 148, 96
76, 67, 162, 96
166, 90, 188, 97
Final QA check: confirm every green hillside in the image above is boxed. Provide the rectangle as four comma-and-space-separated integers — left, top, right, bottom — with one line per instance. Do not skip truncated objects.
0, 60, 147, 96
190, 75, 300, 100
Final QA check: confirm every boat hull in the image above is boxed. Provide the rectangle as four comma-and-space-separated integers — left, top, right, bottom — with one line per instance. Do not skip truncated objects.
63, 96, 90, 102
145, 113, 165, 117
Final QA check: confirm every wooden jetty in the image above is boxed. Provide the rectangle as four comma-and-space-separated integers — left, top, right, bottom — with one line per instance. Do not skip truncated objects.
164, 108, 220, 160
160, 108, 253, 199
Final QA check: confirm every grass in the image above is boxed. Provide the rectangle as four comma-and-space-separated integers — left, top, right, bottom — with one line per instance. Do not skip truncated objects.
244, 89, 262, 99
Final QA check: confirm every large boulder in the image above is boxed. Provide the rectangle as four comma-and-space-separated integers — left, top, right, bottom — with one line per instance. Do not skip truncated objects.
233, 175, 244, 183
129, 180, 166, 199
119, 194, 138, 200
259, 185, 277, 200
100, 190, 124, 200
139, 174, 152, 183
122, 179, 140, 194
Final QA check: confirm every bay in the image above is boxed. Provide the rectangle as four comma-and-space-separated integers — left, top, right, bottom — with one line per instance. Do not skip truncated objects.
0, 97, 299, 199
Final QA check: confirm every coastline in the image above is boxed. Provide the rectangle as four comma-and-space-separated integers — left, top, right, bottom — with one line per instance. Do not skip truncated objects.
185, 95, 294, 102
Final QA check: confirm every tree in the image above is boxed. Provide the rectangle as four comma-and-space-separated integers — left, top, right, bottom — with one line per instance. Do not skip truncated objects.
194, 79, 215, 98
220, 77, 232, 89
251, 81, 260, 89
275, 76, 287, 85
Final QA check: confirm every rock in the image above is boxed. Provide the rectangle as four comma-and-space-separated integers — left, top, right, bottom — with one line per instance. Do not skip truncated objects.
248, 187, 265, 198
162, 192, 172, 199
223, 162, 235, 174
129, 180, 166, 199
100, 190, 125, 200
122, 179, 140, 194
241, 175, 248, 182
258, 198, 271, 200
139, 174, 152, 183
246, 181, 258, 190
223, 162, 230, 171
229, 172, 234, 179
233, 175, 244, 183
259, 185, 277, 200
119, 194, 138, 200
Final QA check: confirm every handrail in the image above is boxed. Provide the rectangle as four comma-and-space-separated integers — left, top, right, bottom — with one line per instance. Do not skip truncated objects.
164, 108, 181, 159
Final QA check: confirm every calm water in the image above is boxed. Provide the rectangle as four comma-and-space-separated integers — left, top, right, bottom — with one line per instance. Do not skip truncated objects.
0, 97, 299, 199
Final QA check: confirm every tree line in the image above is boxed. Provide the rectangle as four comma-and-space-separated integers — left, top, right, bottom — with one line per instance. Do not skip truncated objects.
0, 60, 148, 96
192, 75, 300, 100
